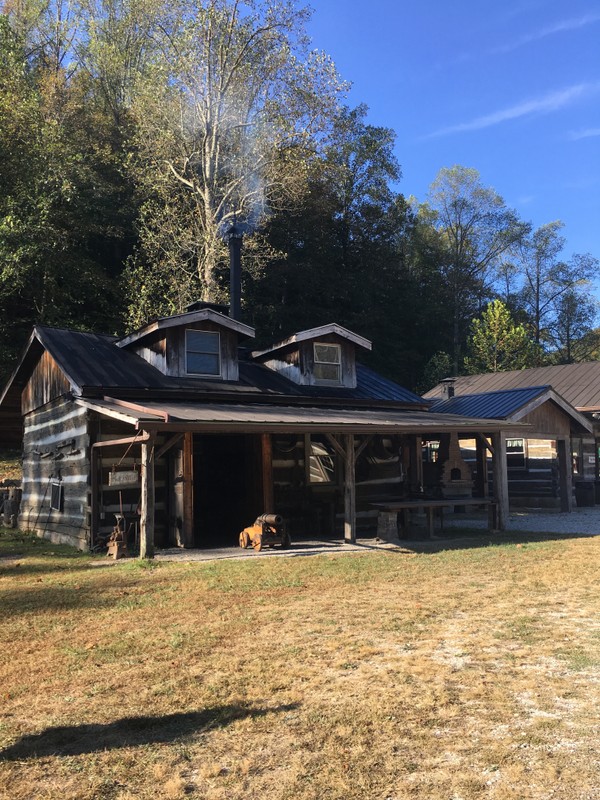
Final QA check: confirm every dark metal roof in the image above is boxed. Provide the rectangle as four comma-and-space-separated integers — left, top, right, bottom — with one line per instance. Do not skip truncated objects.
37, 327, 174, 391
2, 326, 426, 408
425, 362, 600, 410
429, 386, 549, 419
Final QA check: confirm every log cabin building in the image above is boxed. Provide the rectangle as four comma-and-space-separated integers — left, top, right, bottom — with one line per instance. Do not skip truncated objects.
426, 373, 596, 509
0, 305, 524, 554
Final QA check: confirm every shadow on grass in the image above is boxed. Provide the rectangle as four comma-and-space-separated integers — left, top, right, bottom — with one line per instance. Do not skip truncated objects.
394, 529, 597, 554
0, 704, 299, 760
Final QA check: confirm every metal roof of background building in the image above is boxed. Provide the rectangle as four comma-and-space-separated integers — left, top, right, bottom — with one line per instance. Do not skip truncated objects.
429, 386, 549, 419
424, 362, 600, 410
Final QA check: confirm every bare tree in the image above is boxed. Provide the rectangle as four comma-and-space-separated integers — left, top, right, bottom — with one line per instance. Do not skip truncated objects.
129, 0, 346, 307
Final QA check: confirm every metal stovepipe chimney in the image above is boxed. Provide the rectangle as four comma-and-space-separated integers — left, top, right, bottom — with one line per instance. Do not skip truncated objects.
226, 223, 243, 321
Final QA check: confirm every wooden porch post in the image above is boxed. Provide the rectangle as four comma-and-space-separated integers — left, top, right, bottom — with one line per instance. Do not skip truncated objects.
408, 435, 423, 492
140, 437, 155, 559
90, 446, 99, 551
261, 433, 274, 513
491, 432, 508, 530
344, 434, 356, 543
182, 432, 194, 547
557, 437, 573, 512
475, 436, 489, 498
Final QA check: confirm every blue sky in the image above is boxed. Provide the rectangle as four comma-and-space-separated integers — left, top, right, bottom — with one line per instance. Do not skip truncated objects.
308, 0, 600, 261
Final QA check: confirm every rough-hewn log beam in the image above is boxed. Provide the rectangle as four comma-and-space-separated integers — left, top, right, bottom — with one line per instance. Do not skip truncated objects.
140, 438, 155, 559
557, 437, 573, 513
491, 432, 508, 530
261, 433, 274, 513
344, 434, 356, 543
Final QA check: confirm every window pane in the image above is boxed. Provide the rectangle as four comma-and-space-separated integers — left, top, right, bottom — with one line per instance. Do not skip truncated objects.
187, 352, 220, 375
309, 440, 335, 483
314, 344, 340, 364
187, 330, 219, 353
314, 363, 341, 382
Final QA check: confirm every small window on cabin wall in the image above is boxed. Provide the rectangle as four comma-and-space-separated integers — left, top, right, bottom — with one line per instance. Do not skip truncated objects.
50, 481, 64, 512
186, 330, 221, 376
313, 343, 341, 384
506, 438, 525, 469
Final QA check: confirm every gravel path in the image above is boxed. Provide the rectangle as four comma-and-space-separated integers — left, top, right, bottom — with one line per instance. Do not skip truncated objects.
446, 506, 600, 536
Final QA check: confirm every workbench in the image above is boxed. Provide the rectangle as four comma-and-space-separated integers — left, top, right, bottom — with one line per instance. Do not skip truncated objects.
372, 497, 497, 539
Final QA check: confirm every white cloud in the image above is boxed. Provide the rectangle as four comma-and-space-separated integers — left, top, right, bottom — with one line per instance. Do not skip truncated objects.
426, 84, 598, 139
493, 12, 600, 54
569, 127, 600, 141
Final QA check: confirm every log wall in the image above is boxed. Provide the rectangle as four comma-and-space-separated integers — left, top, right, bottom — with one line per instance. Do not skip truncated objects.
20, 397, 91, 549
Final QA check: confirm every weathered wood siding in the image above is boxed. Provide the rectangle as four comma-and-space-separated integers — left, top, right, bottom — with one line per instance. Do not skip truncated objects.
19, 397, 90, 549
128, 322, 240, 381
519, 403, 571, 437
22, 350, 71, 415
262, 335, 357, 388
300, 335, 356, 388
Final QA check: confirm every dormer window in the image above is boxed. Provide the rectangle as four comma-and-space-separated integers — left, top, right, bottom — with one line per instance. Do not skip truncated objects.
314, 342, 341, 384
186, 330, 221, 376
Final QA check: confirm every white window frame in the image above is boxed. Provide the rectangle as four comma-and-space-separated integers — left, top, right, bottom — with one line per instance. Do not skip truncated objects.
313, 342, 342, 385
50, 481, 64, 512
185, 329, 221, 377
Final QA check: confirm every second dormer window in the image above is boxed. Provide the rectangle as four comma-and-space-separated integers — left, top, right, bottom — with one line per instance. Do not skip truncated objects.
313, 342, 341, 384
186, 330, 221, 376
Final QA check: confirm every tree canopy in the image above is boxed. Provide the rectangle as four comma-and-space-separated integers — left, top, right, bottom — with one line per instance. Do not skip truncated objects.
0, 0, 598, 389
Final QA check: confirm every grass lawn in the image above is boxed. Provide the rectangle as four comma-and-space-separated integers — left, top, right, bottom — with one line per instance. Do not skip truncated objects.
1, 529, 599, 800
0, 451, 21, 482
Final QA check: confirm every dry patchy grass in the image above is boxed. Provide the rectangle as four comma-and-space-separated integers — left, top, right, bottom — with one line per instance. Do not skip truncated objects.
0, 451, 21, 483
1, 528, 600, 799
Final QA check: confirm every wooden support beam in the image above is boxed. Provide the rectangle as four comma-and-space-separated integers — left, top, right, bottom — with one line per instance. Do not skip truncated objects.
491, 432, 508, 530
407, 435, 423, 492
261, 433, 274, 513
475, 436, 489, 498
355, 435, 373, 461
140, 438, 155, 559
156, 432, 184, 460
477, 433, 494, 456
91, 432, 150, 449
90, 446, 99, 550
344, 434, 356, 543
182, 432, 194, 547
557, 437, 573, 512
325, 433, 346, 459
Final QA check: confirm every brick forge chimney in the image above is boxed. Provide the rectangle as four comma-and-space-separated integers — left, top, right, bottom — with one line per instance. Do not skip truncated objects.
440, 377, 457, 400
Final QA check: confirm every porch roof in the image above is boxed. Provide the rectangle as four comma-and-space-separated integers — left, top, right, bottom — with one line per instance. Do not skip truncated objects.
78, 397, 525, 435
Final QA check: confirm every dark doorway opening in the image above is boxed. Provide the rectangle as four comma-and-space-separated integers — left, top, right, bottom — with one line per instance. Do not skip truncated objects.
193, 434, 261, 547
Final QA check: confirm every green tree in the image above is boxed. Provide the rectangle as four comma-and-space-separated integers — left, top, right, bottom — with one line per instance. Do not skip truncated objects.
0, 9, 136, 378
548, 289, 599, 364
418, 166, 529, 374
518, 221, 598, 347
464, 300, 539, 374
244, 105, 425, 387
